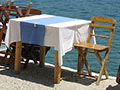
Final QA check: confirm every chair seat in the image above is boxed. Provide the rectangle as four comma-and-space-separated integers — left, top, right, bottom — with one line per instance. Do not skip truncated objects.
74, 43, 109, 51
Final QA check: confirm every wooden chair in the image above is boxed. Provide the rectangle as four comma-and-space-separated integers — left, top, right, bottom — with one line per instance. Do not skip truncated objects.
0, 1, 32, 64
0, 0, 10, 27
21, 8, 50, 68
0, 0, 14, 39
0, 0, 14, 44
4, 2, 33, 59
74, 16, 116, 85
22, 8, 42, 68
0, 0, 9, 38
0, 0, 14, 64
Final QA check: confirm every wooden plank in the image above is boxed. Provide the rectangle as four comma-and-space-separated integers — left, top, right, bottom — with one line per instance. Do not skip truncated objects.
90, 23, 115, 29
14, 41, 22, 74
91, 16, 116, 24
54, 51, 61, 84
90, 34, 110, 38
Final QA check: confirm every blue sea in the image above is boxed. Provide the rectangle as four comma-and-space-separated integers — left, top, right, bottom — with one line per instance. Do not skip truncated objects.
1, 0, 120, 77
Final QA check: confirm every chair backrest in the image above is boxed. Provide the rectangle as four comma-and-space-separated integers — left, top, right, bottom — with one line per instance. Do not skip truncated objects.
2, 0, 9, 7
0, 0, 10, 23
0, 0, 14, 43
88, 16, 116, 47
4, 0, 14, 23
8, 2, 32, 18
22, 8, 42, 16
0, 2, 32, 43
22, 2, 33, 17
0, 0, 14, 26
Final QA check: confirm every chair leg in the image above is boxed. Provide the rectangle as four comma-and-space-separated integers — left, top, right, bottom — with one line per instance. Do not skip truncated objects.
95, 52, 109, 79
23, 45, 31, 68
24, 59, 29, 69
96, 62, 105, 85
116, 65, 120, 84
103, 50, 110, 78
84, 59, 91, 76
77, 48, 84, 74
30, 45, 38, 64
77, 48, 91, 76
96, 50, 109, 85
23, 45, 38, 68
31, 53, 38, 64
83, 48, 91, 76
4, 48, 9, 58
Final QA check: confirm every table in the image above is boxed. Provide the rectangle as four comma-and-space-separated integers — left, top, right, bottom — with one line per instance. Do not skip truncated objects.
5, 14, 95, 83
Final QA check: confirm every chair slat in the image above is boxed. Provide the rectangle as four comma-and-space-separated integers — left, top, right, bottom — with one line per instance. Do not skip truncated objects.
91, 16, 116, 24
90, 34, 110, 38
9, 13, 18, 16
24, 2, 32, 16
22, 8, 42, 15
90, 23, 115, 30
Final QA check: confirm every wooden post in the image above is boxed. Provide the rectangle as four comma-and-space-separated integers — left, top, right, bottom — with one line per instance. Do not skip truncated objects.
39, 46, 46, 67
54, 51, 61, 84
14, 41, 22, 74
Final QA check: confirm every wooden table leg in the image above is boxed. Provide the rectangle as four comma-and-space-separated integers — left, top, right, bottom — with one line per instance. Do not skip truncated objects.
14, 41, 22, 74
54, 51, 61, 84
39, 46, 46, 67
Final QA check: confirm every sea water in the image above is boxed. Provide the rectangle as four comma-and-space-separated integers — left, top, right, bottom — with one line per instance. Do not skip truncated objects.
1, 0, 120, 77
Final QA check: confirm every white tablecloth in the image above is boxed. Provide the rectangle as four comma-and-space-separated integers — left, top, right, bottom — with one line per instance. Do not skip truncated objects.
5, 14, 96, 66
